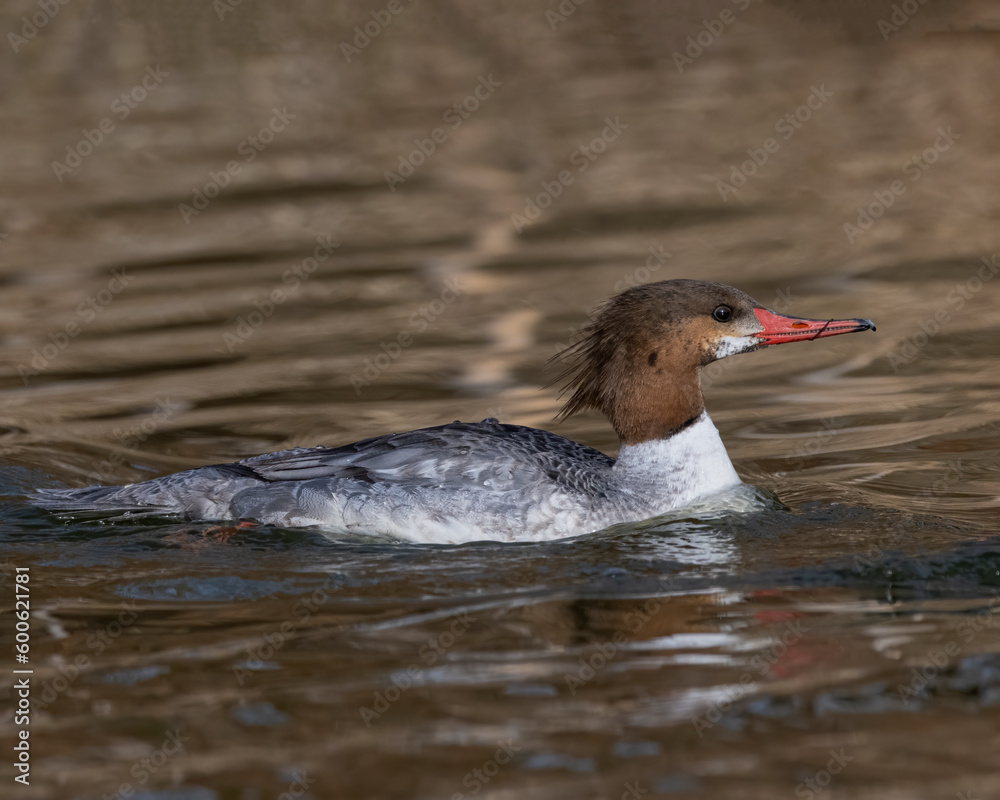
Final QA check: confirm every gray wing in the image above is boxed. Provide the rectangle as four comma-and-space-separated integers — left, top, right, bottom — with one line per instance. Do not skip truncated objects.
238, 418, 614, 494
33, 419, 614, 517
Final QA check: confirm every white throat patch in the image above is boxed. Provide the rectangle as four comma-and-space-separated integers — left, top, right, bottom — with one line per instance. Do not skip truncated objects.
714, 335, 756, 360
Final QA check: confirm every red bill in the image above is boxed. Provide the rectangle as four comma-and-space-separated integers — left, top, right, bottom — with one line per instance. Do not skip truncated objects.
753, 308, 876, 346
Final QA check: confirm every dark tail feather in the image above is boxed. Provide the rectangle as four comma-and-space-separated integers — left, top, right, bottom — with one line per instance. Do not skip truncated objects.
32, 484, 169, 515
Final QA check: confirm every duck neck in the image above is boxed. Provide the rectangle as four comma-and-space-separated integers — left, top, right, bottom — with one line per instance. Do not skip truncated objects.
607, 364, 706, 446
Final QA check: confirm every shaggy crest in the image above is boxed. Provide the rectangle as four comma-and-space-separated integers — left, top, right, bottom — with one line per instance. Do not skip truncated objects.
550, 298, 627, 422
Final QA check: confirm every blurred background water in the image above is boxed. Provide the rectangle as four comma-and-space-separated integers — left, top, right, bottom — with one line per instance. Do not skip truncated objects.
1, 1, 1000, 798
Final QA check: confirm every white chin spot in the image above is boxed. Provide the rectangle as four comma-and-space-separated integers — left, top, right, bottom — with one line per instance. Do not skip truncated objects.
715, 336, 754, 360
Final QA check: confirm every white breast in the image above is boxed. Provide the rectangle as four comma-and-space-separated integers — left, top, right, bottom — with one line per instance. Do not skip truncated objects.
611, 412, 742, 515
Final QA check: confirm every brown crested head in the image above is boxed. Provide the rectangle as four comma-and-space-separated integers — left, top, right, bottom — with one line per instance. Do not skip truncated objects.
553, 279, 876, 446
553, 280, 764, 445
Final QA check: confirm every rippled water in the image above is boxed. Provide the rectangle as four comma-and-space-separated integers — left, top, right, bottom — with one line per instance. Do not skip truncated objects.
2, 2, 1000, 798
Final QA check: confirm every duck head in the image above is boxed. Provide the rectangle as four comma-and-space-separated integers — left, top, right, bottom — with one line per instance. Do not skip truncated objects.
556, 279, 875, 445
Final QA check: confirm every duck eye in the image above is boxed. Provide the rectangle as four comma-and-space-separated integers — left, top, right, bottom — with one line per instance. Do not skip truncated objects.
713, 305, 733, 323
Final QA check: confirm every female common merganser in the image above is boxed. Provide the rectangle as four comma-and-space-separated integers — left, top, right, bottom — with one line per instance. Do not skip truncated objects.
35, 280, 874, 543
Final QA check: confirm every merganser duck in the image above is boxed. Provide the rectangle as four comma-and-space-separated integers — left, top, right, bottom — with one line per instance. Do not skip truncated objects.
34, 280, 874, 543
